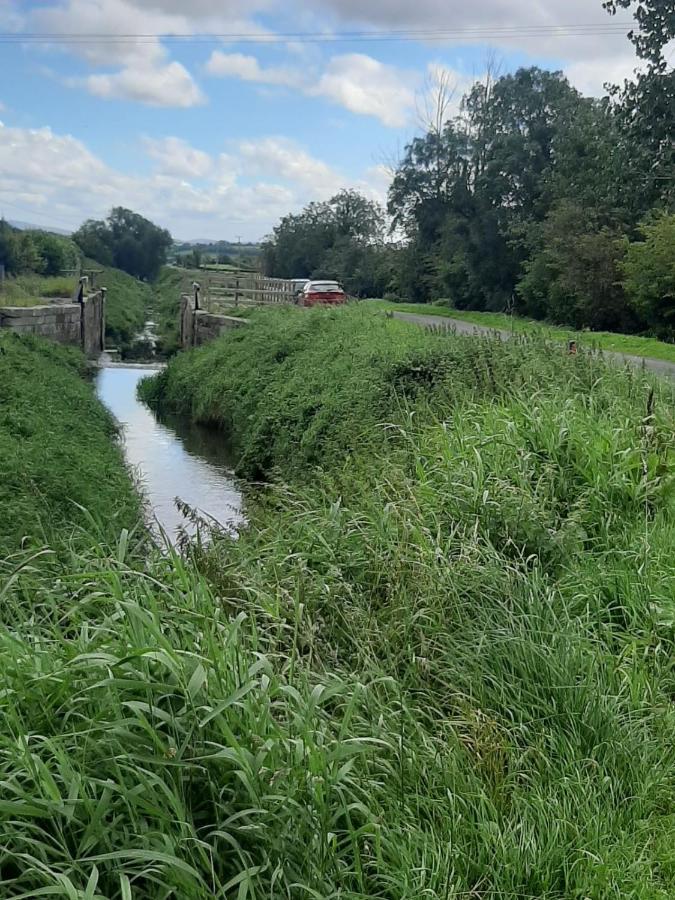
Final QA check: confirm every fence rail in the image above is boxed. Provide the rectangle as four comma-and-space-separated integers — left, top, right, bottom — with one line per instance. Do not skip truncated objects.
197, 271, 296, 308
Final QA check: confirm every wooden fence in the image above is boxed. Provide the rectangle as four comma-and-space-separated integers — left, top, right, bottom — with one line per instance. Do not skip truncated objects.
197, 271, 296, 310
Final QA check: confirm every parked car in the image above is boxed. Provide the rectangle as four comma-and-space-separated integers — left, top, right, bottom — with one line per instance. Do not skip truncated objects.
300, 280, 347, 307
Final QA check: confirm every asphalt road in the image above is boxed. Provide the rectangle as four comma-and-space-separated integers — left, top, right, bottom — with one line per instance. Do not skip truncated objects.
393, 311, 675, 383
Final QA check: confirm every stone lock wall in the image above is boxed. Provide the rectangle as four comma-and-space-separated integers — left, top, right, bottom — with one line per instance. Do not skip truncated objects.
0, 291, 106, 357
180, 294, 249, 349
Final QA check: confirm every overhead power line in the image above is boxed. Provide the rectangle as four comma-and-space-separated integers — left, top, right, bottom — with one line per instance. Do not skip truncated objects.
0, 23, 635, 46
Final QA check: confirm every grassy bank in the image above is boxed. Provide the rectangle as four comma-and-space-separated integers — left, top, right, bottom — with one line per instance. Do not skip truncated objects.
91, 260, 152, 356
0, 333, 140, 555
152, 266, 203, 356
4, 313, 675, 896
370, 300, 675, 364
140, 306, 675, 895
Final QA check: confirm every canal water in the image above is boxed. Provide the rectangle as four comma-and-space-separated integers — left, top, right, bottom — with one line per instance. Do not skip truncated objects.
96, 366, 244, 543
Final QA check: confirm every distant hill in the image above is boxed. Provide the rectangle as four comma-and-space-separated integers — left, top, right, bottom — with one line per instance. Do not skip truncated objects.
7, 219, 72, 236
179, 239, 261, 248
172, 239, 261, 263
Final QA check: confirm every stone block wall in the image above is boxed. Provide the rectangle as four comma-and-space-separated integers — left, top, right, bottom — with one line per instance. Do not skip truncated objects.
0, 291, 106, 357
180, 294, 249, 349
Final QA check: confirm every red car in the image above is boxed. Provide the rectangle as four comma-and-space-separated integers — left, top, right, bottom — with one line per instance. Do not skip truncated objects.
300, 280, 347, 307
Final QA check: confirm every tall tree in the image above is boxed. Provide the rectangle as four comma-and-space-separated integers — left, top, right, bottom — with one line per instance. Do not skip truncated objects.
604, 0, 675, 205
261, 191, 388, 295
73, 208, 172, 281
604, 0, 675, 67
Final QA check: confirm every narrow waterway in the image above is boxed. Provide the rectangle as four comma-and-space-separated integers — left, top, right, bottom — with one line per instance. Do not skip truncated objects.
97, 366, 244, 543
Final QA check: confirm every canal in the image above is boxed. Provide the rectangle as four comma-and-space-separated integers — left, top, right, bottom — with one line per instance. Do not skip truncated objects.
97, 365, 244, 543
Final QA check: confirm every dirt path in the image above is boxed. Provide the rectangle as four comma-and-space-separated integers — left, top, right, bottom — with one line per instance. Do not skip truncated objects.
393, 311, 675, 382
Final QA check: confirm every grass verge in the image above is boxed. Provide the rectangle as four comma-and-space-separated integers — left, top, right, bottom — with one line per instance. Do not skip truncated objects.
0, 332, 140, 555
369, 299, 675, 364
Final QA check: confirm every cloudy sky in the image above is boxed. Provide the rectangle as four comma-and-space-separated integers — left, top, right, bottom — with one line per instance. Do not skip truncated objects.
0, 0, 641, 241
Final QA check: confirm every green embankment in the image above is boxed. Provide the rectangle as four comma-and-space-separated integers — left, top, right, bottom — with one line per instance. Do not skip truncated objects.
90, 260, 152, 355
371, 299, 675, 364
0, 332, 140, 555
4, 312, 675, 897
152, 265, 197, 355
141, 306, 675, 896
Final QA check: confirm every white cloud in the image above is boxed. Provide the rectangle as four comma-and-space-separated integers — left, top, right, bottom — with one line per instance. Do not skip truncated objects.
0, 122, 388, 240
311, 54, 415, 127
207, 48, 417, 126
564, 54, 644, 98
85, 60, 205, 107
236, 137, 346, 195
26, 0, 263, 106
143, 136, 214, 178
205, 52, 303, 88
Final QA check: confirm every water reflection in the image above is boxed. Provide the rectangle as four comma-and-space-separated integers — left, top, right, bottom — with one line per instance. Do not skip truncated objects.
96, 366, 244, 543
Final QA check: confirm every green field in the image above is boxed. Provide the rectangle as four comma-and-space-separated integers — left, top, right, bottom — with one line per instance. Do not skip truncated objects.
370, 300, 675, 364
4, 313, 675, 897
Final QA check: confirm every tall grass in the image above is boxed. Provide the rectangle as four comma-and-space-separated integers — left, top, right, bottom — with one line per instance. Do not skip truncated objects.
0, 274, 76, 306
0, 333, 140, 555
3, 315, 675, 896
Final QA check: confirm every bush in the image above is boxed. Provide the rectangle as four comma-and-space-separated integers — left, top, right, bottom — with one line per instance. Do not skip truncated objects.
622, 213, 675, 338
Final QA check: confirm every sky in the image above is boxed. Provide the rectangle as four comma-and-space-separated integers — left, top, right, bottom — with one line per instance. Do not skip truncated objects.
0, 0, 643, 242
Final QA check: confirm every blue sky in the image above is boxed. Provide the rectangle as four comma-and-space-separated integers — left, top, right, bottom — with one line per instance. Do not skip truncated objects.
0, 0, 641, 241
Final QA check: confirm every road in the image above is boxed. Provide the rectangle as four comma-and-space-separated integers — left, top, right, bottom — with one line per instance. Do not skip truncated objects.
393, 311, 675, 383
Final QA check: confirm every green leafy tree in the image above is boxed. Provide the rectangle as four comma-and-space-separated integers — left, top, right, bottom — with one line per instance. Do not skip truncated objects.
29, 231, 80, 276
73, 208, 171, 281
388, 123, 470, 242
71, 220, 114, 267
0, 221, 43, 275
604, 0, 675, 67
389, 67, 582, 305
546, 97, 655, 224
477, 68, 581, 219
604, 1, 674, 205
261, 190, 387, 294
518, 202, 630, 329
622, 214, 675, 336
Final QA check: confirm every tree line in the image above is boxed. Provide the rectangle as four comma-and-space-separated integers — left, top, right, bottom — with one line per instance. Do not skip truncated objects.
0, 221, 80, 277
1, 207, 173, 286
261, 0, 674, 337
